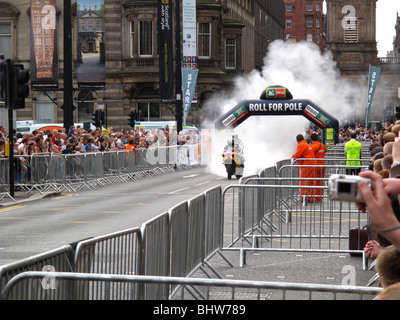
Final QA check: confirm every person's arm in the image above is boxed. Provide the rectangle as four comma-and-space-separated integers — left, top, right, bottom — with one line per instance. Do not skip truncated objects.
358, 171, 400, 251
292, 144, 305, 159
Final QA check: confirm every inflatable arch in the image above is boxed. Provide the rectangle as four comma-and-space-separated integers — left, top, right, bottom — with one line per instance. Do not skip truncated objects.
215, 86, 339, 146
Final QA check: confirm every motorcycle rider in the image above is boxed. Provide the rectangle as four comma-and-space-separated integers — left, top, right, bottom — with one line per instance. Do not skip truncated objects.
223, 134, 244, 158
222, 134, 244, 179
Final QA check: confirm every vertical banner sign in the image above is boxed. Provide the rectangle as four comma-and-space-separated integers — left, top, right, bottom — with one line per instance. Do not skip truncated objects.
158, 0, 174, 102
182, 0, 197, 125
30, 0, 58, 90
77, 0, 106, 90
364, 65, 381, 128
183, 68, 198, 118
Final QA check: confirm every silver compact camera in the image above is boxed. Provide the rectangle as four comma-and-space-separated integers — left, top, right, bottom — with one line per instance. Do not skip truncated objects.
328, 174, 371, 203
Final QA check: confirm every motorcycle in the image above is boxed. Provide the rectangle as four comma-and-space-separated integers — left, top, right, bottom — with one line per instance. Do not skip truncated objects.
222, 137, 244, 179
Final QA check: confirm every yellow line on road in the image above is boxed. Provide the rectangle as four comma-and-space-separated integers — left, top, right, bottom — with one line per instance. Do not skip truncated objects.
52, 193, 79, 200
1, 216, 34, 220
41, 206, 79, 211
0, 205, 27, 213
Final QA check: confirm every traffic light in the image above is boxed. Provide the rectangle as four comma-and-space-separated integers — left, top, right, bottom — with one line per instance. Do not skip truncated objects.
92, 110, 100, 127
396, 106, 400, 120
128, 111, 138, 127
99, 110, 105, 126
11, 64, 29, 109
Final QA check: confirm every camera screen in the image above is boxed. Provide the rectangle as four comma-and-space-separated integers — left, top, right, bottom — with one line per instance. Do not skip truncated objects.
338, 181, 352, 194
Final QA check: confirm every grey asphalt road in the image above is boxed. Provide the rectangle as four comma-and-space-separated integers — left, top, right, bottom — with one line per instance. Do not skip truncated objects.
0, 166, 235, 266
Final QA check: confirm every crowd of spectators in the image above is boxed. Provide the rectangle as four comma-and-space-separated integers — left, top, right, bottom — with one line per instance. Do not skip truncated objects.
337, 121, 393, 144
0, 124, 201, 158
0, 124, 201, 183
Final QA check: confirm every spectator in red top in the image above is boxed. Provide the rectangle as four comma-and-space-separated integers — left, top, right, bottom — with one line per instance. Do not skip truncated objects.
292, 134, 316, 203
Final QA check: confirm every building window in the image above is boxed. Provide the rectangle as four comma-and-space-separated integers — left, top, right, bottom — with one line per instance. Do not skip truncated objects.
286, 19, 292, 28
286, 3, 292, 12
130, 21, 135, 57
138, 102, 160, 121
306, 18, 313, 28
139, 21, 152, 56
225, 39, 236, 69
316, 19, 320, 29
198, 22, 211, 58
316, 3, 320, 12
307, 33, 313, 42
37, 92, 55, 123
0, 23, 12, 59
306, 3, 313, 11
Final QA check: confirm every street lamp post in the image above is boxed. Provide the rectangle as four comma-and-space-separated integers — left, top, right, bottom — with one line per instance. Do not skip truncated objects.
5, 59, 14, 197
175, 0, 183, 133
63, 0, 74, 131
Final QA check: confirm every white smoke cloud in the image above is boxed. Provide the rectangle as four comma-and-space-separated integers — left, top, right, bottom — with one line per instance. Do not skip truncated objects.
201, 40, 365, 177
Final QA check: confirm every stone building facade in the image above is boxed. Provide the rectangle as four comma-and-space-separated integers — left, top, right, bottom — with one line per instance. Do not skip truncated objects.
2, 0, 399, 128
325, 0, 400, 123
395, 12, 400, 57
0, 0, 285, 130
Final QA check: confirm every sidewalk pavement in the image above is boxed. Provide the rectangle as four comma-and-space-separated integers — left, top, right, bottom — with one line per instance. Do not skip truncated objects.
0, 190, 61, 207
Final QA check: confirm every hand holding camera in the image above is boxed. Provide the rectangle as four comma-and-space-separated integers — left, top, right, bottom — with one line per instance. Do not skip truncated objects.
356, 171, 400, 236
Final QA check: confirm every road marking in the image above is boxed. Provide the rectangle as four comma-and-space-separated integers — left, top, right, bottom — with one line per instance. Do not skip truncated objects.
0, 205, 27, 213
183, 174, 199, 179
168, 187, 190, 194
15, 233, 47, 238
194, 181, 211, 187
52, 193, 78, 200
41, 206, 77, 211
1, 216, 34, 220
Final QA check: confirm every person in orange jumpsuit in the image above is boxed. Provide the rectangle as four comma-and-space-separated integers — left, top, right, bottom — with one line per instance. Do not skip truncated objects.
310, 133, 327, 201
292, 134, 316, 203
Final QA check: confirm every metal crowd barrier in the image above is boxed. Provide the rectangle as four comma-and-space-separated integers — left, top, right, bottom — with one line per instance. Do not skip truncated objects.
325, 141, 371, 159
0, 144, 201, 195
0, 143, 382, 300
1, 272, 381, 300
223, 162, 370, 268
0, 245, 75, 300
0, 185, 228, 300
223, 184, 366, 250
73, 227, 142, 300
